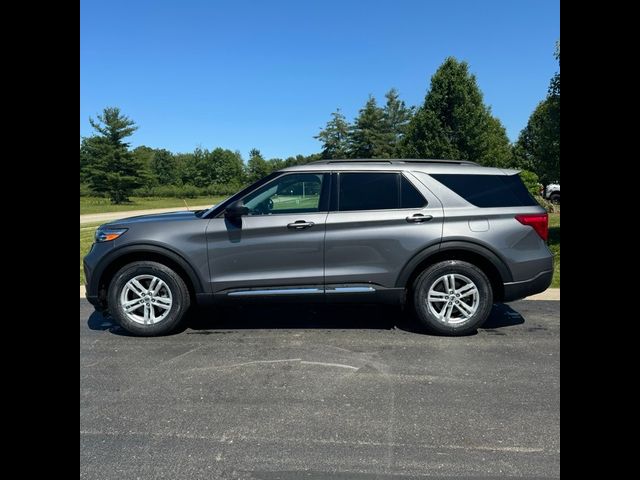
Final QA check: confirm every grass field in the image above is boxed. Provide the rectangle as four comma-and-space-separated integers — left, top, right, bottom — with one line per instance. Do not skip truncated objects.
548, 212, 560, 288
80, 211, 561, 288
271, 195, 320, 210
80, 196, 225, 215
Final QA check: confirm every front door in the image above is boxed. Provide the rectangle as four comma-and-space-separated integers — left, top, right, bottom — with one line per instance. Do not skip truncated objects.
206, 172, 330, 294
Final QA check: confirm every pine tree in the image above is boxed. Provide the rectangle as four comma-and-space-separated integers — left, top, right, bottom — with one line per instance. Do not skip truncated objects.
401, 57, 511, 166
84, 107, 146, 203
315, 109, 350, 159
348, 96, 392, 158
383, 88, 413, 157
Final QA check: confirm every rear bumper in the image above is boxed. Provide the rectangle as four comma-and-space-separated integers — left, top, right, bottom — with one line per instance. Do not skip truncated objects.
502, 270, 553, 302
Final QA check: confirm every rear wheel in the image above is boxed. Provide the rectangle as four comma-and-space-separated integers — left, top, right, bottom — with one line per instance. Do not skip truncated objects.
413, 260, 493, 335
107, 261, 191, 336
549, 193, 560, 204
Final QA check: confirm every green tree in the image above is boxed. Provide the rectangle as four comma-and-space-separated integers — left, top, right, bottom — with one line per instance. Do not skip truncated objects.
247, 148, 270, 182
84, 107, 146, 203
210, 148, 245, 185
179, 147, 245, 187
401, 57, 511, 166
383, 88, 413, 157
518, 169, 540, 197
513, 100, 559, 187
132, 146, 154, 167
152, 149, 178, 185
267, 157, 285, 172
175, 152, 197, 185
80, 136, 108, 184
315, 109, 350, 159
132, 146, 156, 187
512, 42, 560, 187
349, 96, 392, 158
283, 153, 322, 167
549, 41, 560, 98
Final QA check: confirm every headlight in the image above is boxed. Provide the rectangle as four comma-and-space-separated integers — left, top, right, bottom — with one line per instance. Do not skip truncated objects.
95, 228, 128, 243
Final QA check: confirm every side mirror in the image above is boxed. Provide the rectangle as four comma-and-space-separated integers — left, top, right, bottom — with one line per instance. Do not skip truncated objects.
224, 200, 249, 218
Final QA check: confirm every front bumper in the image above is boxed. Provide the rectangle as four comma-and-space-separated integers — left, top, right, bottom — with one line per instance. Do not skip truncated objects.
502, 270, 553, 302
83, 241, 113, 309
83, 258, 100, 307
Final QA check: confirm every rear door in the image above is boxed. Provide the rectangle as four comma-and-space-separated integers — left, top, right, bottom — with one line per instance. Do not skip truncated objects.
324, 171, 443, 288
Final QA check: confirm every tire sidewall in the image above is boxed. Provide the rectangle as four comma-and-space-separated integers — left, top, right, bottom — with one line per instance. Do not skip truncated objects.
108, 262, 189, 336
413, 260, 493, 335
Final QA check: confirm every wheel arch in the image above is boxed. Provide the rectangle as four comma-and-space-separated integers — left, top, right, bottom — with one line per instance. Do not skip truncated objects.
396, 241, 512, 302
91, 244, 204, 307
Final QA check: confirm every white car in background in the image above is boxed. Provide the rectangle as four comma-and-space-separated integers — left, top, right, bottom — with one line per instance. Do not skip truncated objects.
541, 183, 560, 203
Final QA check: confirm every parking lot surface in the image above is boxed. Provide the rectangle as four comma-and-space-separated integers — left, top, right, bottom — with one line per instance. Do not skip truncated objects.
80, 299, 559, 479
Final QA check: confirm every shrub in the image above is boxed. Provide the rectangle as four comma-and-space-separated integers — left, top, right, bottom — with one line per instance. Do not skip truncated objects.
80, 183, 93, 197
518, 170, 540, 197
203, 182, 246, 196
133, 184, 199, 198
534, 195, 560, 214
132, 182, 248, 198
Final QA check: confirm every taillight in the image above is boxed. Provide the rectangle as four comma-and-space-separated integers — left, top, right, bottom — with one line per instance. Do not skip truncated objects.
515, 213, 548, 241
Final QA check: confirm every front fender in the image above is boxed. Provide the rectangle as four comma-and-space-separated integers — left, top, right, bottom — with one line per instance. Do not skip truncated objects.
88, 243, 205, 296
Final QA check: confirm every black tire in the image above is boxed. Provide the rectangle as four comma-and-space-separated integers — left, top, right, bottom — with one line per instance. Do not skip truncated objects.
107, 261, 191, 336
549, 193, 560, 204
412, 260, 493, 336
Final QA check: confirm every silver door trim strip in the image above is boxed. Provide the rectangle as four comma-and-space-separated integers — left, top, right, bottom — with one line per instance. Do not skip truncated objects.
228, 288, 323, 296
327, 286, 376, 293
227, 286, 377, 296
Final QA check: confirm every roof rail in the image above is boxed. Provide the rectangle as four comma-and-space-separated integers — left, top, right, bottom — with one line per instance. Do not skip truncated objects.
400, 159, 479, 166
307, 159, 393, 164
307, 158, 479, 166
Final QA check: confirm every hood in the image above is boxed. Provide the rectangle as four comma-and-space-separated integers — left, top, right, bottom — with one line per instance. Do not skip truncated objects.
103, 209, 204, 227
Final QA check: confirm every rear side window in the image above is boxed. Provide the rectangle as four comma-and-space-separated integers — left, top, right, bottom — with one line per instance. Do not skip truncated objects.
337, 172, 428, 211
430, 174, 538, 207
339, 173, 398, 211
401, 175, 427, 208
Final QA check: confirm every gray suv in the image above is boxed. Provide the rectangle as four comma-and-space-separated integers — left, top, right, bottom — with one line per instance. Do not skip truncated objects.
83, 160, 553, 336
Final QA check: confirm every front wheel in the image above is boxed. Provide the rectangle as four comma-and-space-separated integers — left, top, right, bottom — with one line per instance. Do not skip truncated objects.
412, 260, 493, 335
107, 261, 191, 336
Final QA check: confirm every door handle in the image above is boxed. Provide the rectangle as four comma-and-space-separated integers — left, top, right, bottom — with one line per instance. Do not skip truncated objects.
406, 214, 433, 223
287, 220, 315, 230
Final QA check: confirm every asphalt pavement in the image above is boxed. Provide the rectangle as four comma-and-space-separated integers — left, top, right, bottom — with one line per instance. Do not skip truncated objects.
80, 299, 559, 479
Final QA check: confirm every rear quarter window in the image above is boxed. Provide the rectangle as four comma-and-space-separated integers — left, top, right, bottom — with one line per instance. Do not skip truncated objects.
430, 173, 538, 207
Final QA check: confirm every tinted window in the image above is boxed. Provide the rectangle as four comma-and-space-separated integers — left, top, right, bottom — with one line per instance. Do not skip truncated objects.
430, 173, 538, 207
243, 173, 326, 215
401, 175, 427, 208
339, 173, 398, 211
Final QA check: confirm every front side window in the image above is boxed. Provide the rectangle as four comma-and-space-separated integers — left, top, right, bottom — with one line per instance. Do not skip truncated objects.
243, 173, 326, 215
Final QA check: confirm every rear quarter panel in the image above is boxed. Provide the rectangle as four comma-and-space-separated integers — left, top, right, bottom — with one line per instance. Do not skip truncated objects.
439, 206, 553, 281
412, 171, 553, 282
